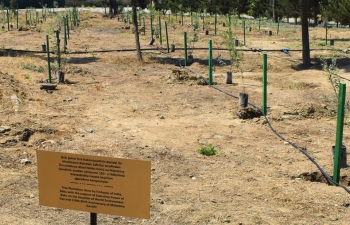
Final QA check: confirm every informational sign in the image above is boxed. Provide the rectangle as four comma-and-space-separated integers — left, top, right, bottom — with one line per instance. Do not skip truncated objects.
36, 150, 151, 219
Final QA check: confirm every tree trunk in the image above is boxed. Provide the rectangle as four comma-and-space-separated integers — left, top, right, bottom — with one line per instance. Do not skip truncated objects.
272, 0, 275, 22
313, 10, 318, 27
301, 0, 310, 67
113, 0, 117, 15
132, 0, 142, 61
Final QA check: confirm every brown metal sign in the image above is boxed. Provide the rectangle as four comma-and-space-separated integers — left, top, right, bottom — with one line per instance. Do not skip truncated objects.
36, 150, 151, 219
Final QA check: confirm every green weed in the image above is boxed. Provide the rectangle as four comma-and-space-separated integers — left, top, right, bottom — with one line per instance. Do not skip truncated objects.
198, 144, 218, 156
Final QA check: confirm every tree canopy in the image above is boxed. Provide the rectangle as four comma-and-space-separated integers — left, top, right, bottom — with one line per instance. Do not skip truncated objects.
150, 0, 349, 26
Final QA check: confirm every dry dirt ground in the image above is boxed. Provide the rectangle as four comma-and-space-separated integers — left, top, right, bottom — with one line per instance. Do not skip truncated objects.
1, 9, 350, 225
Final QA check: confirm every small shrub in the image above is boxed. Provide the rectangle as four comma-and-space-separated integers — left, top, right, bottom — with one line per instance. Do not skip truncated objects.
198, 144, 218, 156
21, 63, 44, 73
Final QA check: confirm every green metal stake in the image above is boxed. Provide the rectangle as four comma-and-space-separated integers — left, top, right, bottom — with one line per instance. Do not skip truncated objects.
74, 8, 77, 26
202, 13, 205, 31
138, 11, 141, 24
262, 54, 268, 115
143, 17, 145, 35
243, 20, 246, 45
6, 9, 9, 31
184, 32, 187, 67
190, 11, 193, 25
214, 14, 217, 36
76, 9, 79, 26
46, 34, 52, 83
16, 8, 18, 29
64, 17, 67, 50
55, 30, 61, 69
131, 10, 134, 25
326, 22, 328, 45
70, 11, 73, 27
67, 16, 70, 39
159, 16, 162, 45
333, 82, 346, 184
25, 10, 27, 25
181, 11, 183, 26
150, 16, 153, 38
208, 39, 213, 85
165, 21, 169, 53
277, 17, 280, 35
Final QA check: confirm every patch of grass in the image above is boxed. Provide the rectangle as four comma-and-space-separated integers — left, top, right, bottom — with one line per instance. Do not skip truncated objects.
21, 63, 44, 73
198, 144, 218, 156
317, 41, 327, 46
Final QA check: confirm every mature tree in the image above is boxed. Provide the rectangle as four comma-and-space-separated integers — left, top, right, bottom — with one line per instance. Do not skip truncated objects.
247, 0, 271, 18
109, 0, 117, 15
277, 0, 301, 24
337, 0, 350, 25
324, 0, 350, 26
309, 0, 322, 26
301, 0, 310, 66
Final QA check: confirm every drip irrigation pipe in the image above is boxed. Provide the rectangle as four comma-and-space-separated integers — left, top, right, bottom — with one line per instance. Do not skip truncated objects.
173, 56, 350, 194
1, 43, 349, 192
0, 47, 346, 55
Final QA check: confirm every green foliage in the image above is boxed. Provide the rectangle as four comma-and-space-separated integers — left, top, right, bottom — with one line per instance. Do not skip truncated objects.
53, 1, 59, 8
321, 56, 341, 97
221, 14, 245, 91
147, 3, 156, 20
9, 0, 16, 9
198, 144, 218, 156
276, 0, 301, 20
188, 13, 200, 54
320, 56, 350, 121
21, 63, 44, 73
247, 0, 271, 18
221, 15, 243, 73
322, 0, 350, 25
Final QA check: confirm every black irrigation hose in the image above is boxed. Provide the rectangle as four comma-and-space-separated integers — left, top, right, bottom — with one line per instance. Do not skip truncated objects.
0, 47, 346, 55
173, 56, 350, 194
2, 44, 349, 192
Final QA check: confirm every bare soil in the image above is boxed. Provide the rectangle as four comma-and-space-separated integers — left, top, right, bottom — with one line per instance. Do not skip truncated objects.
1, 10, 350, 224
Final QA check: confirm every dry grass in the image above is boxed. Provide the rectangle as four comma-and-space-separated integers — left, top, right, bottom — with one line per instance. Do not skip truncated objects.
281, 80, 318, 90
1, 9, 350, 225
